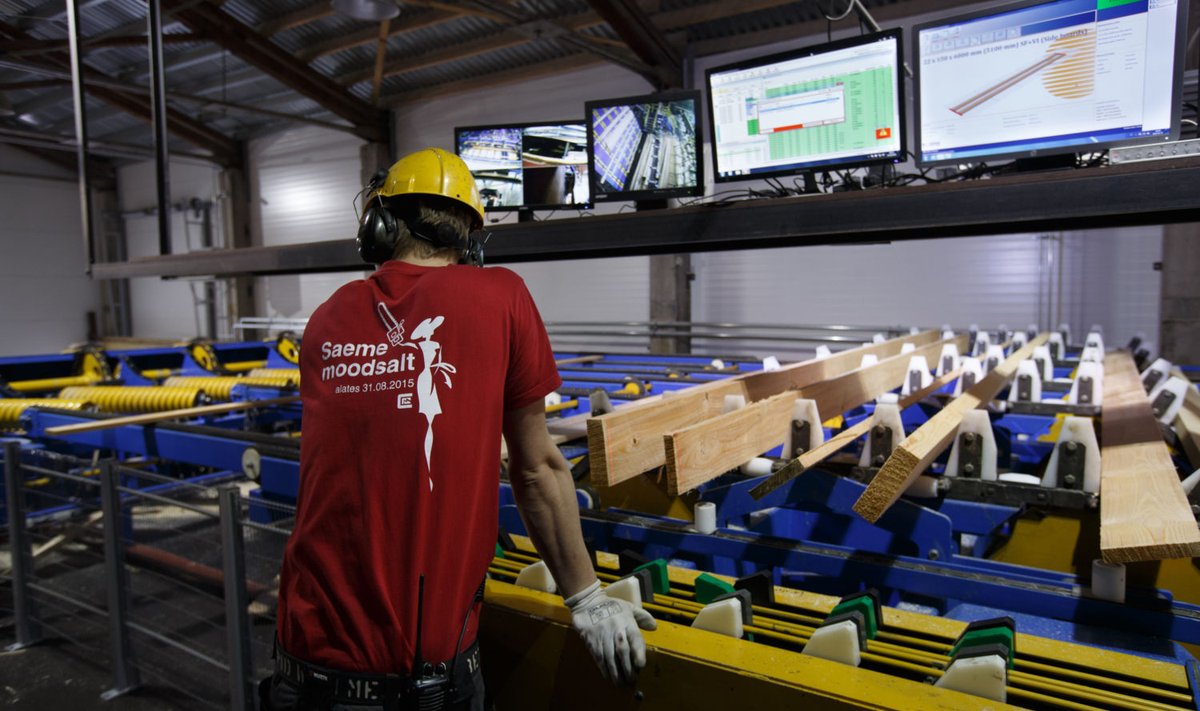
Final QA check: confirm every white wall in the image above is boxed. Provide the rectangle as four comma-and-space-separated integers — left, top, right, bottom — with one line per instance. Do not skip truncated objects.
0, 146, 99, 355
248, 125, 371, 321
119, 159, 227, 340
1061, 227, 1163, 348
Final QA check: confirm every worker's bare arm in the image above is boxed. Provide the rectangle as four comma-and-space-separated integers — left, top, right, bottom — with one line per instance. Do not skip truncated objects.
503, 399, 597, 598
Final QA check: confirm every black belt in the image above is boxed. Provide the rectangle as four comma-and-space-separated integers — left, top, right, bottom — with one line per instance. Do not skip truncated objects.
274, 640, 480, 707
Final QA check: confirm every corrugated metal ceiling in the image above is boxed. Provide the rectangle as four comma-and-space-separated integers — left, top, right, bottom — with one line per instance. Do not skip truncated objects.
0, 0, 932, 166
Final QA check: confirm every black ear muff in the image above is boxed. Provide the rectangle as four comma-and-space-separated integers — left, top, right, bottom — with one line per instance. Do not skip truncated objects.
357, 202, 400, 265
462, 237, 484, 267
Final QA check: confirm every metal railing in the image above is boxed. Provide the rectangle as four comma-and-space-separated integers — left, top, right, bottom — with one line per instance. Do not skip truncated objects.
2, 442, 293, 710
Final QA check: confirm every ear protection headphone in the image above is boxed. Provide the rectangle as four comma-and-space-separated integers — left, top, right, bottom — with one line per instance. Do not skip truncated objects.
357, 171, 486, 267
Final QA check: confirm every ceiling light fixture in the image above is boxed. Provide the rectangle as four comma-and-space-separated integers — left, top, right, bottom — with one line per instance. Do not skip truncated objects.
331, 0, 400, 21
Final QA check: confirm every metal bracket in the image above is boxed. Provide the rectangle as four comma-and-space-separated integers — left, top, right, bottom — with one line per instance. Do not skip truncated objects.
957, 432, 983, 478
961, 370, 977, 391
1150, 389, 1177, 420
944, 477, 1098, 511
908, 368, 923, 394
1015, 374, 1033, 403
1142, 368, 1164, 393
1005, 401, 1100, 417
790, 419, 812, 459
941, 354, 956, 374
1034, 357, 1047, 380
1057, 441, 1086, 491
869, 425, 893, 468
1076, 376, 1094, 405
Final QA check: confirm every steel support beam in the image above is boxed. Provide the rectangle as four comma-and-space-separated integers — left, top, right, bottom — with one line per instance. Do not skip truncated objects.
0, 21, 241, 165
148, 0, 172, 257
165, 0, 387, 143
587, 0, 681, 87
65, 0, 95, 272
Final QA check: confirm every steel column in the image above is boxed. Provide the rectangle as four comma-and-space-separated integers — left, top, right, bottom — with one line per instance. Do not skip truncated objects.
99, 460, 140, 699
147, 0, 172, 256
3, 442, 41, 650
219, 486, 253, 710
65, 0, 95, 271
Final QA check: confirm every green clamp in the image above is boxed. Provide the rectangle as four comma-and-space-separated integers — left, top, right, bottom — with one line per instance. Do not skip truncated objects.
694, 572, 736, 604
950, 616, 1016, 669
828, 590, 882, 641
633, 559, 671, 596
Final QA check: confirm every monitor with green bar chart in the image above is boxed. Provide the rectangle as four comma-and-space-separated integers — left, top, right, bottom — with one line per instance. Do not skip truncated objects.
914, 0, 1188, 166
706, 29, 905, 182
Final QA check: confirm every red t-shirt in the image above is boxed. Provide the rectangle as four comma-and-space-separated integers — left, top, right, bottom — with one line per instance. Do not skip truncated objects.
277, 260, 561, 673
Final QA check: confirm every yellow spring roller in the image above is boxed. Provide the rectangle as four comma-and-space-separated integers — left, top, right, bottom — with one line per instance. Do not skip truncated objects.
248, 368, 301, 381
59, 386, 204, 414
163, 375, 298, 401
0, 399, 92, 429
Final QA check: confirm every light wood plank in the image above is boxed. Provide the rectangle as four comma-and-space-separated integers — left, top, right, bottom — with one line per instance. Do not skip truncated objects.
43, 397, 300, 436
587, 330, 940, 487
852, 334, 1049, 523
663, 335, 966, 494
749, 368, 962, 500
554, 355, 604, 367
1100, 352, 1200, 563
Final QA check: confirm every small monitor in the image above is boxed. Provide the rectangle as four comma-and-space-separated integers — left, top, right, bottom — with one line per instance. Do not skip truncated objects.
915, 0, 1187, 166
455, 122, 590, 211
707, 29, 906, 181
585, 90, 703, 202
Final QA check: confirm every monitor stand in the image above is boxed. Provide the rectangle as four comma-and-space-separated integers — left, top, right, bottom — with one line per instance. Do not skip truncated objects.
1013, 154, 1077, 173
799, 172, 822, 194
635, 199, 669, 212
517, 208, 535, 223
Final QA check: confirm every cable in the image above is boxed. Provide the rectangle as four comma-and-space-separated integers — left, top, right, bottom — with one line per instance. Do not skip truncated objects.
823, 0, 858, 22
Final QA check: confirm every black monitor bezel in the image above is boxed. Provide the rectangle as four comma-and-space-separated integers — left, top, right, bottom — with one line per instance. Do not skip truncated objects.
913, 0, 1187, 168
454, 120, 592, 212
705, 28, 907, 184
584, 89, 705, 203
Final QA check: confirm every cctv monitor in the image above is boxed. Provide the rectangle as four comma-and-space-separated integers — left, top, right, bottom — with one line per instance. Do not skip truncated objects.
707, 29, 906, 181
914, 0, 1187, 166
585, 90, 703, 202
455, 122, 590, 211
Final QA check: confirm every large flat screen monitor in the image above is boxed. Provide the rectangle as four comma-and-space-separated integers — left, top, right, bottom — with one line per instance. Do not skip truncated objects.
915, 0, 1187, 166
455, 122, 590, 211
586, 90, 703, 202
707, 29, 906, 181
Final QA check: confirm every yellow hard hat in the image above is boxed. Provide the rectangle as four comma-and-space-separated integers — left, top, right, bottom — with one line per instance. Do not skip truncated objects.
374, 147, 484, 230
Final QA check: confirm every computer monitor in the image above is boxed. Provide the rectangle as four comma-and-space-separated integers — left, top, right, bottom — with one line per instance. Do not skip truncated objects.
585, 90, 703, 202
455, 122, 590, 211
914, 0, 1188, 166
707, 29, 906, 181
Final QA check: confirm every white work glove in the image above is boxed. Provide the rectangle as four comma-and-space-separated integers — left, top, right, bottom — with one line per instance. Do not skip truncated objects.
565, 580, 657, 685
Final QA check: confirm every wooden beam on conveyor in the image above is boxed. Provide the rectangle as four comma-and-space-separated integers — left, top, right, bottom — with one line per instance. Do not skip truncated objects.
1099, 352, 1200, 563
749, 368, 963, 501
587, 330, 941, 488
663, 335, 967, 495
852, 333, 1049, 523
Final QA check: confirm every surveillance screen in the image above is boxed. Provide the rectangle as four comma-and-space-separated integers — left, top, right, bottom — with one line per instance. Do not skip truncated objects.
456, 123, 589, 210
590, 96, 699, 198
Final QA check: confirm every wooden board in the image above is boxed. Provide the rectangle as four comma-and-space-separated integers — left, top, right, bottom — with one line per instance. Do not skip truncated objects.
748, 368, 962, 500
1099, 352, 1200, 563
554, 355, 604, 367
42, 396, 301, 435
587, 330, 940, 487
852, 333, 1049, 523
663, 335, 966, 495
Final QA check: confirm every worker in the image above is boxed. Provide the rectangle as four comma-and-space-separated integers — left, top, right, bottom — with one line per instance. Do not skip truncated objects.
264, 147, 655, 711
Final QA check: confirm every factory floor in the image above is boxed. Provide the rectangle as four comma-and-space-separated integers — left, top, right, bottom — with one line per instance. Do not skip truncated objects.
0, 586, 194, 710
